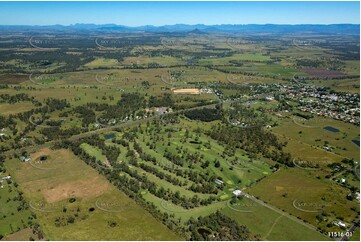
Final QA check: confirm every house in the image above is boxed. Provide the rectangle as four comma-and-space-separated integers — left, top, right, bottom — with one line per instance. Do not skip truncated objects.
334, 221, 346, 229
19, 156, 32, 162
232, 190, 242, 196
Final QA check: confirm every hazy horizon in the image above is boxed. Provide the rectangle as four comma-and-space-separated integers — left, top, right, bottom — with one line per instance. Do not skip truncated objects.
0, 23, 360, 27
0, 1, 359, 26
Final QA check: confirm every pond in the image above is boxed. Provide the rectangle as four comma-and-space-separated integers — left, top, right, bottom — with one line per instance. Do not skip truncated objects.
197, 227, 212, 237
352, 140, 360, 147
104, 133, 116, 140
323, 126, 340, 133
189, 140, 201, 144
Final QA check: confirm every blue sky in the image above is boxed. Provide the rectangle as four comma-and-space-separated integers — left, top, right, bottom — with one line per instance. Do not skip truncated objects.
0, 1, 359, 26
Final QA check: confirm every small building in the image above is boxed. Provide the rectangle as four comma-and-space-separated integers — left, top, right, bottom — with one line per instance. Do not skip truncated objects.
341, 178, 346, 184
215, 179, 224, 186
335, 221, 346, 229
232, 190, 242, 196
0, 176, 11, 181
19, 156, 31, 162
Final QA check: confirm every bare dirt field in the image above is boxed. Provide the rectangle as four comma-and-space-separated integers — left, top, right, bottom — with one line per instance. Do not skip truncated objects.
173, 88, 200, 94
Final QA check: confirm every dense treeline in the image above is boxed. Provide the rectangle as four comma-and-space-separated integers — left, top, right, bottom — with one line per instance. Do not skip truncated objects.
72, 106, 96, 127
45, 98, 70, 111
80, 135, 121, 163
207, 124, 293, 166
0, 93, 40, 105
99, 93, 146, 121
188, 211, 253, 240
148, 94, 174, 108
226, 103, 270, 127
295, 57, 345, 71
184, 108, 222, 122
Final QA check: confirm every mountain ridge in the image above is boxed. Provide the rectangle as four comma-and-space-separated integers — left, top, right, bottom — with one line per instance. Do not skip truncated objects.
0, 23, 359, 34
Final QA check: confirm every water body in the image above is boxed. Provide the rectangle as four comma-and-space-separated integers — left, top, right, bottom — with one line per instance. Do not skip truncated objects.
104, 133, 116, 140
197, 228, 212, 237
352, 140, 360, 147
323, 126, 340, 133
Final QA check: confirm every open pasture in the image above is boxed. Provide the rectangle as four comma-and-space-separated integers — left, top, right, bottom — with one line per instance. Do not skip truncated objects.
4, 148, 181, 240
273, 115, 360, 161
248, 167, 360, 233
222, 196, 330, 241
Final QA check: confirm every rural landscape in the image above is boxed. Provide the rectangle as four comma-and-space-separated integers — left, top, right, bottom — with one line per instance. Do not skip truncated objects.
0, 1, 360, 241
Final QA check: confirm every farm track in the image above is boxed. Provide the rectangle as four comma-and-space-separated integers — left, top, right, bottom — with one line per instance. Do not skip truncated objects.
340, 220, 360, 241
354, 164, 360, 180
264, 214, 284, 240
243, 191, 332, 240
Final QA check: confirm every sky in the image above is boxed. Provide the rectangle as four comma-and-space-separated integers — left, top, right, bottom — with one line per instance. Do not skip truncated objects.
0, 1, 359, 26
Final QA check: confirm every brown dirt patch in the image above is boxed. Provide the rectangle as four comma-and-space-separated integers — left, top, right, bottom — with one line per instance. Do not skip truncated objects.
42, 175, 111, 203
173, 88, 200, 94
2, 228, 35, 241
0, 74, 29, 84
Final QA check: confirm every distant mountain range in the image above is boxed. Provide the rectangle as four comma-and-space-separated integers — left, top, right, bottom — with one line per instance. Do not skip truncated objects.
0, 23, 359, 35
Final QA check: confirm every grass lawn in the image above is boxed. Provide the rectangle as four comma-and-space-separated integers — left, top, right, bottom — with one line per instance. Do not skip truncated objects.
0, 102, 35, 116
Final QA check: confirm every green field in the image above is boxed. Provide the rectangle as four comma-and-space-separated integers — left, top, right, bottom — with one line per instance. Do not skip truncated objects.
222, 197, 330, 241
248, 167, 360, 233
0, 176, 33, 237
4, 148, 181, 241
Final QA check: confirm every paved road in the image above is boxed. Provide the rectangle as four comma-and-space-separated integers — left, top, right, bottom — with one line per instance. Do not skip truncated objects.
354, 164, 360, 180
340, 220, 359, 241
